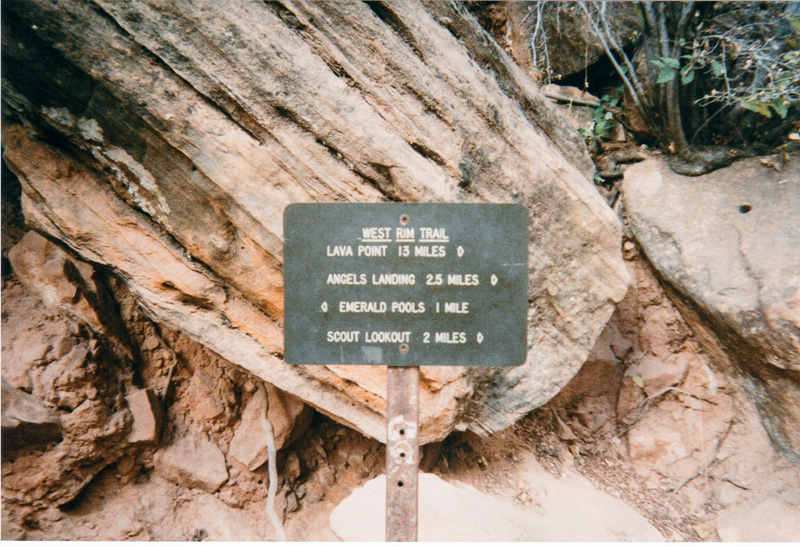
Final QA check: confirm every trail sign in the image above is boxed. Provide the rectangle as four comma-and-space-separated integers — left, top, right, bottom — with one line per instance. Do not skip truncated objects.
283, 202, 529, 542
283, 203, 528, 367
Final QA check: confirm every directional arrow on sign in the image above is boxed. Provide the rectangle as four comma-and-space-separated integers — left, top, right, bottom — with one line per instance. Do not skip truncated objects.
321, 301, 328, 312
457, 246, 465, 257
477, 332, 484, 344
490, 274, 498, 286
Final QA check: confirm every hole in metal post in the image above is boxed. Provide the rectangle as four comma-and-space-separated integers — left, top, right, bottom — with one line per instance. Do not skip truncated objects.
739, 204, 752, 214
399, 343, 409, 354
400, 214, 409, 225
399, 429, 405, 435
400, 452, 406, 458
398, 481, 404, 487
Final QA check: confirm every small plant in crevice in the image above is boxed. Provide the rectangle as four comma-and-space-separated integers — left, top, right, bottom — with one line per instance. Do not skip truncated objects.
578, 85, 625, 140
526, 1, 800, 175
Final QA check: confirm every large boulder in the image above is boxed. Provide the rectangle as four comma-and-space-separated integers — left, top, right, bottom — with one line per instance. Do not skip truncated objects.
1, 0, 628, 443
622, 157, 800, 464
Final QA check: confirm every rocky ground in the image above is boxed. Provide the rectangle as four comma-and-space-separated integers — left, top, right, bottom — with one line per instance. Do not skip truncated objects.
3, 215, 798, 541
329, 230, 800, 542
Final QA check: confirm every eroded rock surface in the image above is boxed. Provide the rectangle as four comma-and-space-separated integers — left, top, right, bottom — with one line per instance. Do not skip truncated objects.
622, 157, 800, 463
229, 385, 313, 471
717, 497, 800, 542
1, 229, 316, 534
1, 378, 62, 450
474, 2, 640, 80
3, 226, 798, 542
1, 0, 628, 443
154, 434, 229, 493
0, 276, 134, 514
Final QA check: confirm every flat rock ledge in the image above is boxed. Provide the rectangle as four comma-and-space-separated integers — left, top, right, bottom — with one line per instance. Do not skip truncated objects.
622, 157, 800, 464
330, 461, 664, 542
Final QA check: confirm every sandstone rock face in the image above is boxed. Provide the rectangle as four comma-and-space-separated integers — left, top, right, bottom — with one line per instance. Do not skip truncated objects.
8, 232, 101, 331
1, 378, 62, 450
7, 231, 134, 362
1, 275, 135, 510
228, 385, 313, 471
154, 435, 229, 493
2, 0, 628, 443
622, 157, 800, 463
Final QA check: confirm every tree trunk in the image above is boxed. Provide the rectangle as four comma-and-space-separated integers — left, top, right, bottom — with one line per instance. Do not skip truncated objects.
1, 0, 628, 443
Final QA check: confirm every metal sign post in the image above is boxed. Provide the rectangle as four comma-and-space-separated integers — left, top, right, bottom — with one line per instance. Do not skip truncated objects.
283, 203, 528, 541
386, 366, 419, 541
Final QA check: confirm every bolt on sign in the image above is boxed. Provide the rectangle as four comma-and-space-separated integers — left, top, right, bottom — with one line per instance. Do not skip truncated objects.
283, 203, 528, 542
283, 203, 528, 367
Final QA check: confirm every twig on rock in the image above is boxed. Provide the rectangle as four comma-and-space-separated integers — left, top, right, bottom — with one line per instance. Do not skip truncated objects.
597, 150, 649, 180
669, 419, 734, 494
543, 91, 601, 108
259, 385, 287, 542
719, 476, 750, 490
152, 327, 178, 407
619, 386, 717, 436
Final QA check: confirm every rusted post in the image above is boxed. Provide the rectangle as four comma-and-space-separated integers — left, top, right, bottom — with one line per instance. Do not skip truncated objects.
386, 365, 420, 542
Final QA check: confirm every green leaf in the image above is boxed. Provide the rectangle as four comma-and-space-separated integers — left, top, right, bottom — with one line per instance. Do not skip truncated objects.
771, 100, 789, 119
661, 56, 681, 70
783, 51, 800, 65
657, 67, 676, 84
578, 127, 593, 139
711, 60, 725, 77
742, 100, 772, 118
650, 59, 665, 69
594, 120, 612, 137
786, 14, 800, 34
632, 375, 644, 388
681, 69, 695, 85
776, 73, 792, 87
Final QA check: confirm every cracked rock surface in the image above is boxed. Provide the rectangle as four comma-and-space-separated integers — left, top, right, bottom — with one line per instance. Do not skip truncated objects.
622, 157, 800, 463
1, 0, 628, 443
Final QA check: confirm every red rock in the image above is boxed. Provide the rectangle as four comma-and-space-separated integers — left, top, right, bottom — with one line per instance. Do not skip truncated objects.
124, 389, 163, 445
